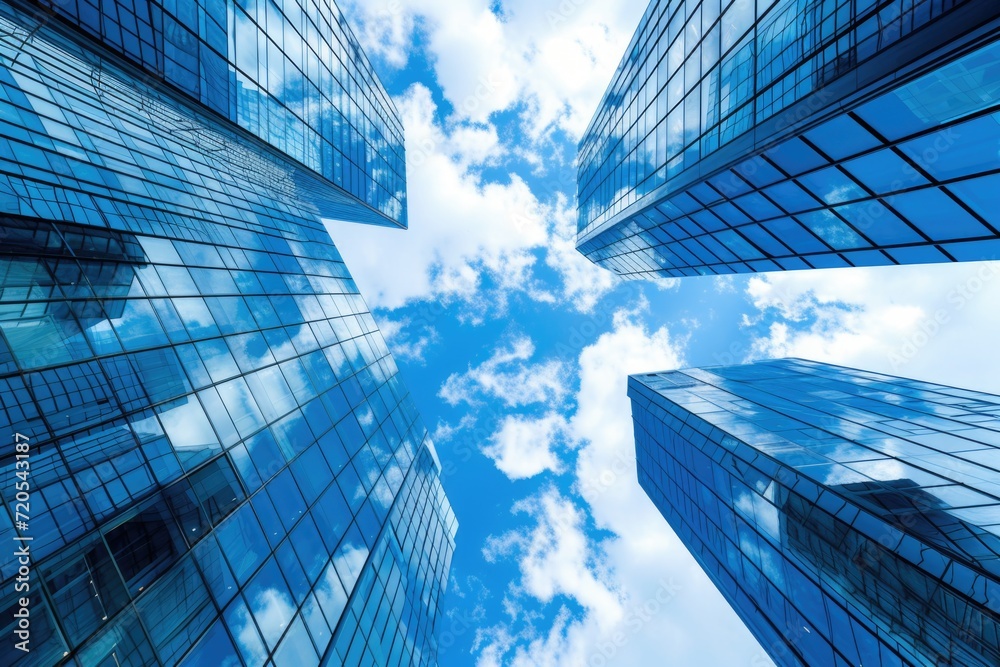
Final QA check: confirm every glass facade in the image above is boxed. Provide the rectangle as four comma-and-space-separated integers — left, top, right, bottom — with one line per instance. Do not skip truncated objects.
0, 2, 455, 666
14, 0, 405, 227
577, 0, 1000, 277
630, 359, 1000, 666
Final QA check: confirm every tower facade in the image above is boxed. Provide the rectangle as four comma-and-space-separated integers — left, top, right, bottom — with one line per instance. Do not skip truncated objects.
578, 0, 1000, 278
0, 1, 455, 666
631, 359, 1000, 666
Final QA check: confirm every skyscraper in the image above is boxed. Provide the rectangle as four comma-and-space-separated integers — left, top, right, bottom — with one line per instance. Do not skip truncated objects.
0, 2, 456, 666
630, 359, 1000, 666
578, 0, 1000, 278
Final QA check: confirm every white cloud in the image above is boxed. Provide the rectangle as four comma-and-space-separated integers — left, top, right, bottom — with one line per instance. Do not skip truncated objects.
483, 412, 573, 479
226, 596, 269, 664
327, 83, 551, 311
374, 313, 439, 362
449, 123, 504, 169
342, 0, 649, 141
247, 587, 295, 649
544, 193, 619, 312
743, 261, 1000, 393
329, 3, 646, 316
439, 336, 569, 407
475, 306, 773, 666
432, 413, 478, 442
328, 79, 624, 316
485, 488, 621, 621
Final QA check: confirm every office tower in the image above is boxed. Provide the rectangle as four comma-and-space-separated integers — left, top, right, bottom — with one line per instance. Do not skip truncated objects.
0, 1, 457, 666
630, 359, 1000, 666
577, 0, 1000, 278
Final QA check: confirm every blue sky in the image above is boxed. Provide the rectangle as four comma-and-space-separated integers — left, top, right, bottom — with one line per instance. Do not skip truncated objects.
325, 1, 1000, 665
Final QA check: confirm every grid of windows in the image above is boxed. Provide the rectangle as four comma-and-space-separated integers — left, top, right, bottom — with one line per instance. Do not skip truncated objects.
631, 359, 1000, 666
12, 0, 406, 226
0, 4, 455, 666
0, 5, 382, 244
576, 0, 1000, 277
327, 447, 456, 667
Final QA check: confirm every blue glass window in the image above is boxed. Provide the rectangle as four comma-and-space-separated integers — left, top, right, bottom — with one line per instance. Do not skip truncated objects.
138, 236, 182, 264
247, 365, 297, 422
178, 618, 240, 667
151, 298, 190, 342
176, 343, 212, 388
136, 555, 214, 665
291, 443, 333, 503
764, 138, 826, 175
267, 468, 307, 533
41, 534, 129, 645
216, 504, 268, 585
899, 113, 1000, 181
762, 218, 828, 254
887, 189, 992, 241
762, 181, 819, 214
301, 592, 332, 659
217, 377, 266, 439
77, 608, 154, 667
174, 298, 222, 339
803, 115, 880, 160
193, 533, 239, 608
188, 455, 245, 527
332, 524, 369, 593
245, 428, 285, 484
109, 299, 169, 350
273, 615, 319, 667
276, 539, 311, 606
157, 396, 222, 469
228, 332, 275, 372
834, 202, 923, 245
711, 201, 752, 226
841, 149, 928, 195
245, 557, 295, 650
797, 167, 867, 205
206, 297, 257, 335
943, 175, 1000, 226
164, 477, 210, 542
104, 495, 185, 595
197, 387, 240, 448
738, 224, 790, 257
312, 484, 352, 553
157, 266, 198, 296
224, 595, 269, 667
247, 295, 281, 329
190, 267, 237, 295
733, 192, 783, 220
796, 211, 869, 250
737, 157, 784, 188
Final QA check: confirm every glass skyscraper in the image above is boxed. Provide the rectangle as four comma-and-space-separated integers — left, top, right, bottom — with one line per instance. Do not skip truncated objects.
0, 1, 456, 666
630, 359, 1000, 666
578, 0, 1000, 278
